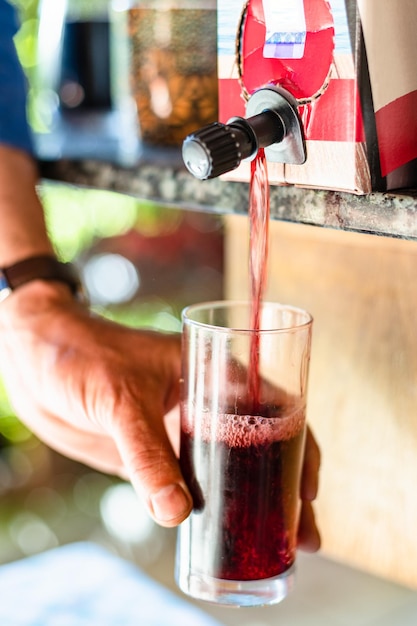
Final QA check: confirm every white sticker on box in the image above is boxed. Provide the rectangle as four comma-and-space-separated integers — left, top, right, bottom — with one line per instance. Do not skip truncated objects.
262, 0, 307, 59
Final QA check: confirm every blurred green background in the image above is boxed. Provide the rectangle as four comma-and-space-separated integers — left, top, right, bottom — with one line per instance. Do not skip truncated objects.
0, 0, 224, 568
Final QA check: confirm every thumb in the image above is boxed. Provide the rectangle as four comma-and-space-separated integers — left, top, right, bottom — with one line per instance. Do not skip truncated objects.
110, 406, 193, 528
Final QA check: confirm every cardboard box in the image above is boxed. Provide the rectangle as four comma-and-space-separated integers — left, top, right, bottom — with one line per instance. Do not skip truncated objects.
217, 0, 417, 194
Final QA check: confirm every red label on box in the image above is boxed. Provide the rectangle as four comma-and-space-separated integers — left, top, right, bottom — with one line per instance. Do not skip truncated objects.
376, 90, 417, 177
218, 0, 416, 192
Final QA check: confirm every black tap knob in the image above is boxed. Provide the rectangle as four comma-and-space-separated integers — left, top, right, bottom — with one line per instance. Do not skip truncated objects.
182, 110, 284, 180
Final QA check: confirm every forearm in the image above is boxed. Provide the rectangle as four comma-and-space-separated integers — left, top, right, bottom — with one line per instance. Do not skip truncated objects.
0, 0, 53, 266
0, 145, 54, 266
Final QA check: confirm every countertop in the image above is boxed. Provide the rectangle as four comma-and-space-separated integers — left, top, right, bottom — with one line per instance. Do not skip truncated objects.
2, 540, 417, 626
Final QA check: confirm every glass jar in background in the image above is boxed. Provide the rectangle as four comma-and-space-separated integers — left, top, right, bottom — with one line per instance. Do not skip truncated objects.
35, 0, 139, 161
36, 0, 113, 114
126, 0, 218, 147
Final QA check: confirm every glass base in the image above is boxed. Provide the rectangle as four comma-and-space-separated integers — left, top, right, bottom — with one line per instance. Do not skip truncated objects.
176, 564, 295, 607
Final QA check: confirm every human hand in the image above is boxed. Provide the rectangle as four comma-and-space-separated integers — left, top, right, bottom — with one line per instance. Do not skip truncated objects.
0, 281, 192, 527
0, 282, 321, 547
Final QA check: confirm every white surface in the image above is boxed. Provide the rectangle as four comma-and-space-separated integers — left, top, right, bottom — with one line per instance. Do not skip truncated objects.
0, 542, 221, 626
1, 541, 417, 625
190, 553, 417, 626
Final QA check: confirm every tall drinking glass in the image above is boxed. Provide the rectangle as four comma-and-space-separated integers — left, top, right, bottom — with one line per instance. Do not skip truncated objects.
175, 301, 313, 607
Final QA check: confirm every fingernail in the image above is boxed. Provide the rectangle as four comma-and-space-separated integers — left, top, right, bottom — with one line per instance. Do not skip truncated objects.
150, 483, 191, 525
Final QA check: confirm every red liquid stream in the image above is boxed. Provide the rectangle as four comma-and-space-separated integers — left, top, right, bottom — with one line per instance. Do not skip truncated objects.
248, 148, 270, 411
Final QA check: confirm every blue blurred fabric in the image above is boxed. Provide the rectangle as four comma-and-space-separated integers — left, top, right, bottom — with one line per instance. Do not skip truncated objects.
0, 0, 34, 155
0, 541, 224, 625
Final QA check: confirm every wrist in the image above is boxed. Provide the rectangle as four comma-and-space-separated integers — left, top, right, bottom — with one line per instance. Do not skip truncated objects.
0, 254, 87, 305
0, 278, 77, 328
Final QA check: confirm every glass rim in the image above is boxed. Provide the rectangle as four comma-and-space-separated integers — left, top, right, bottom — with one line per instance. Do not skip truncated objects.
182, 300, 313, 334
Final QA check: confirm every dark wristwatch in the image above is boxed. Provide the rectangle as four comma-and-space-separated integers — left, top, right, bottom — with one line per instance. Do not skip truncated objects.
0, 255, 88, 304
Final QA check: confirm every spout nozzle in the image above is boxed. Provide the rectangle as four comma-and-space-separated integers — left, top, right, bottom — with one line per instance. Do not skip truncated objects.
182, 111, 285, 180
182, 121, 256, 180
182, 86, 306, 180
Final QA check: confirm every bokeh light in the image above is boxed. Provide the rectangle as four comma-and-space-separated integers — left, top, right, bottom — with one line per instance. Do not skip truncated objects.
83, 253, 140, 305
9, 512, 58, 556
100, 482, 155, 545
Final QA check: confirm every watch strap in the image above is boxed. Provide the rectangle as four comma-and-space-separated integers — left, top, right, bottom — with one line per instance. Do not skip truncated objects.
0, 255, 86, 303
